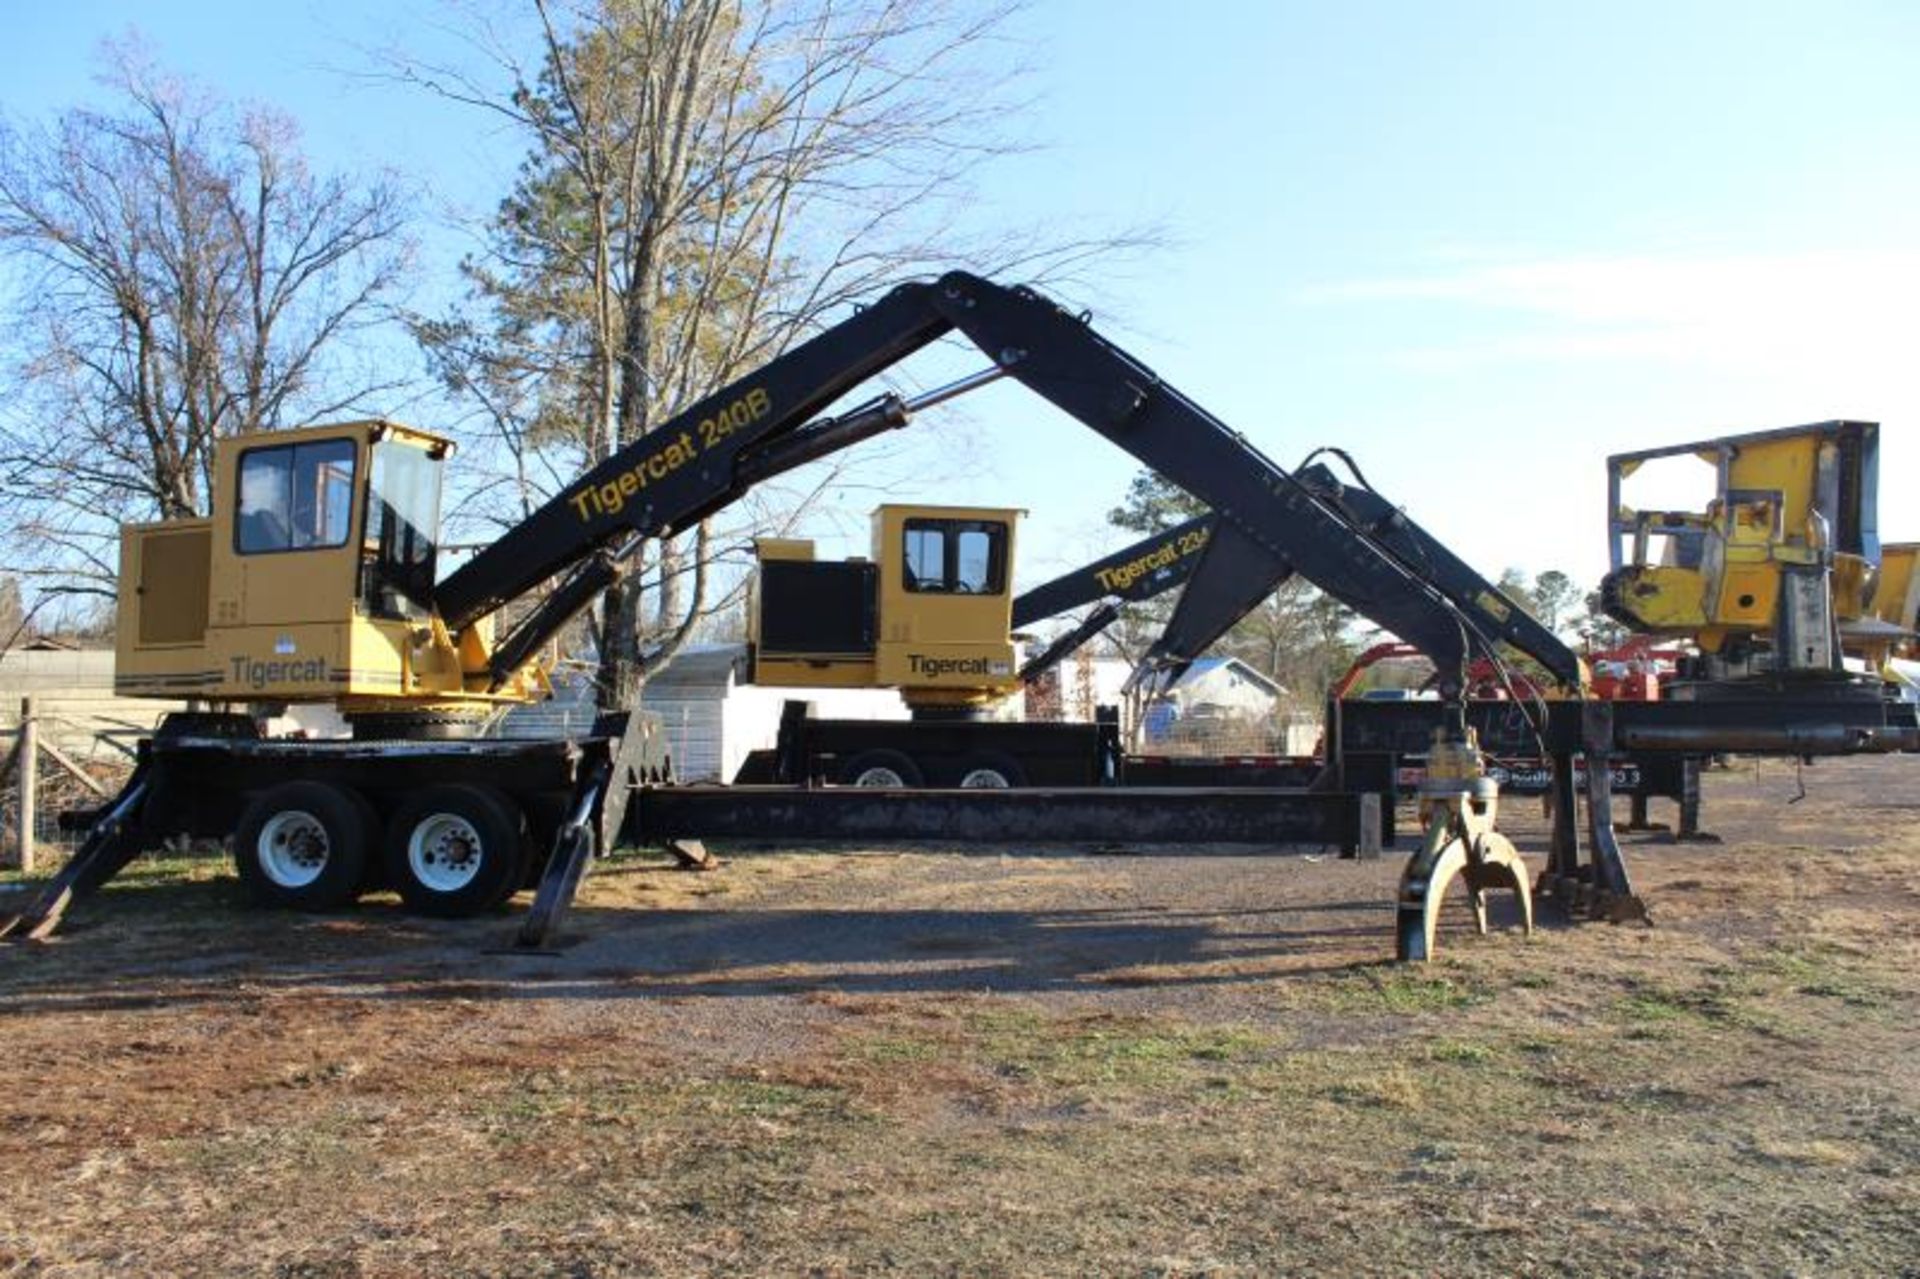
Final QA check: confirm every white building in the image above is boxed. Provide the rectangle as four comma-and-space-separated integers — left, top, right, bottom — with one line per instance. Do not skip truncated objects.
500, 643, 911, 782
1161, 656, 1286, 718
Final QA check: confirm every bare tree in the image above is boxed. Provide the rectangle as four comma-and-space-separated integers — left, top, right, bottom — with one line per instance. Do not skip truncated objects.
0, 43, 413, 600
404, 0, 1145, 708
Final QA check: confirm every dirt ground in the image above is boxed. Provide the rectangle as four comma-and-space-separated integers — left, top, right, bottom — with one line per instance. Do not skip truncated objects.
1, 756, 1916, 1277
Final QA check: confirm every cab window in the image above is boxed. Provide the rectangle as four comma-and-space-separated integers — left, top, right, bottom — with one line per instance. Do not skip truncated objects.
361, 439, 443, 616
904, 525, 946, 590
902, 518, 1006, 595
236, 439, 357, 554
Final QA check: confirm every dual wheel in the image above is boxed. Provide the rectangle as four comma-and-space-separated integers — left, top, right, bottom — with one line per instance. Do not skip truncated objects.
234, 781, 529, 917
838, 749, 1026, 789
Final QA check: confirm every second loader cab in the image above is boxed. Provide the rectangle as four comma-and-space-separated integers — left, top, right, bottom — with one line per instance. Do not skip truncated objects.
750, 503, 1022, 715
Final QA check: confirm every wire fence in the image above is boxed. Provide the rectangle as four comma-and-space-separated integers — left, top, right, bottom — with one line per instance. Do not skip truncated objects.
1, 698, 146, 871
1137, 712, 1322, 758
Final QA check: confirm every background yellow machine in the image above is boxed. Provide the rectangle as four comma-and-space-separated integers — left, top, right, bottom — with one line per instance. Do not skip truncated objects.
1600, 420, 1885, 682
1865, 542, 1919, 663
749, 504, 1022, 713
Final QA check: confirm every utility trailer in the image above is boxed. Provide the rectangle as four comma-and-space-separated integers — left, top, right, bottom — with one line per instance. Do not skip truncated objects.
726, 690, 1741, 840
730, 698, 1322, 790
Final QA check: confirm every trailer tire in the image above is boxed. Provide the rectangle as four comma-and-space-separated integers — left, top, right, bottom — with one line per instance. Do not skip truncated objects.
839, 749, 923, 788
953, 752, 1027, 789
385, 785, 528, 917
234, 781, 376, 911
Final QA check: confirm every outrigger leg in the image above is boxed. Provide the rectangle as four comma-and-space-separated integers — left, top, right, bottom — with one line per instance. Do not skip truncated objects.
1394, 728, 1534, 963
513, 708, 668, 952
0, 760, 154, 942
1536, 702, 1651, 925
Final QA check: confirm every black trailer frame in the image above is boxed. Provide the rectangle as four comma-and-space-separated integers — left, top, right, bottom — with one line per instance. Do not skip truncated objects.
1329, 690, 1919, 902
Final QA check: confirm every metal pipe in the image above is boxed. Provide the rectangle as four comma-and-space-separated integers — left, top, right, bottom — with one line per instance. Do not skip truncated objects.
734, 397, 908, 484
1616, 723, 1919, 754
486, 553, 624, 690
901, 364, 1008, 413
1018, 602, 1119, 684
735, 365, 1008, 486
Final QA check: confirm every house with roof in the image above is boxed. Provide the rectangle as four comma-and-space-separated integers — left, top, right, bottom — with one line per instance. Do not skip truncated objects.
1159, 656, 1286, 719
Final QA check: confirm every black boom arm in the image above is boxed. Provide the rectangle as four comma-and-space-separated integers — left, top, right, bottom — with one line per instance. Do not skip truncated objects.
1012, 514, 1216, 629
436, 269, 1581, 705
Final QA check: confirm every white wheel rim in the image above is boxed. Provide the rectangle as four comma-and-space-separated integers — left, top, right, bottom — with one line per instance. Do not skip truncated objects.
958, 768, 1012, 788
408, 813, 485, 893
257, 810, 330, 889
853, 766, 908, 787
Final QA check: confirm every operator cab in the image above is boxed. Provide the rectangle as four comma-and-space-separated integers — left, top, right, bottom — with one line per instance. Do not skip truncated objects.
225, 424, 447, 620
750, 503, 1022, 712
117, 420, 458, 704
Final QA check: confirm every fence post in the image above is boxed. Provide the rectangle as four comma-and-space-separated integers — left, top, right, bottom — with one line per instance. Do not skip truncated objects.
17, 696, 36, 873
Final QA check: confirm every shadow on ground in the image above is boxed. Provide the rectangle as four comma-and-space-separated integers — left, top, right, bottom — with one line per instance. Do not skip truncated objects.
0, 849, 1468, 1015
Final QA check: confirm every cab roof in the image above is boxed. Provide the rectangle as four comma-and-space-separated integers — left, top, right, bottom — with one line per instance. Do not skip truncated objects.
223, 418, 456, 457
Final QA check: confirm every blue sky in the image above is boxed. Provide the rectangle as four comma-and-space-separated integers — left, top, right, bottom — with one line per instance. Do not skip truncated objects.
6, 0, 1916, 599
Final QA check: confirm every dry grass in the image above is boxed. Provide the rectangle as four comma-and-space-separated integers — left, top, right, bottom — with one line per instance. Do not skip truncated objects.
0, 756, 1916, 1276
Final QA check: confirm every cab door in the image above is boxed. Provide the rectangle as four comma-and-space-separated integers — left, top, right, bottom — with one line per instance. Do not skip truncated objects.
210, 433, 365, 628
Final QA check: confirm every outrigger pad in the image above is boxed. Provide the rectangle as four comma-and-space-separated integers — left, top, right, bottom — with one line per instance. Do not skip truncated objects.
1532, 871, 1652, 927
514, 822, 597, 952
666, 838, 719, 871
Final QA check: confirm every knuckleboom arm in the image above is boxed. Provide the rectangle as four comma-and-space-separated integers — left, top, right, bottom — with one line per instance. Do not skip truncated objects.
930, 272, 1481, 688
1011, 513, 1216, 629
432, 280, 953, 634
443, 266, 1569, 705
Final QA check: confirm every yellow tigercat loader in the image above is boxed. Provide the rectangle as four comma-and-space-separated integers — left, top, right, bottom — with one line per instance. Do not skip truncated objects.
1600, 421, 1883, 684
6, 275, 1913, 964
749, 504, 1023, 713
